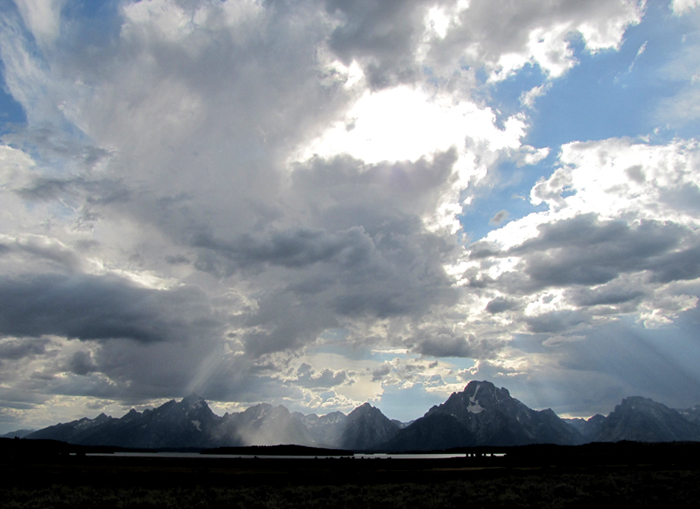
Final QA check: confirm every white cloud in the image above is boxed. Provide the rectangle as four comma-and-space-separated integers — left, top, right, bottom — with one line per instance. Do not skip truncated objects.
0, 145, 35, 189
520, 83, 553, 109
13, 0, 65, 47
672, 0, 700, 15
425, 0, 644, 81
553, 138, 700, 225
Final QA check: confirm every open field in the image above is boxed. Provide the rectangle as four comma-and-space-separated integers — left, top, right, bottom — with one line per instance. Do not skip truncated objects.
2, 442, 700, 508
3, 458, 700, 508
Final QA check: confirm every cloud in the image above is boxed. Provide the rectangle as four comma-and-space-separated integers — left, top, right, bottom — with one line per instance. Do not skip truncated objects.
513, 216, 691, 288
291, 363, 353, 389
485, 297, 519, 314
66, 350, 98, 376
371, 364, 392, 382
489, 209, 509, 225
525, 310, 590, 334
468, 215, 697, 303
0, 338, 50, 360
0, 0, 698, 430
193, 226, 375, 275
323, 0, 643, 86
672, 0, 700, 15
13, 0, 65, 47
412, 329, 502, 359
0, 234, 83, 272
541, 335, 586, 347
0, 273, 220, 344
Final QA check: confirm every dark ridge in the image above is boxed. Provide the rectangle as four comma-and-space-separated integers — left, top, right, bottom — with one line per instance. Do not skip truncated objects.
202, 444, 352, 456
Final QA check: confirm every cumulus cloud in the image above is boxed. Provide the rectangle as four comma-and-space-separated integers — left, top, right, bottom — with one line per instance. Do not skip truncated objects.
461, 137, 700, 346
290, 363, 354, 389
323, 0, 643, 86
412, 328, 502, 359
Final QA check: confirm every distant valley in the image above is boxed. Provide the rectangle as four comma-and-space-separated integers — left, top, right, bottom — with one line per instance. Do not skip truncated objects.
6, 381, 700, 451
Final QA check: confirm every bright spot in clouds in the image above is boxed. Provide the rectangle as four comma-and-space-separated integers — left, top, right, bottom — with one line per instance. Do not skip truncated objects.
297, 86, 525, 164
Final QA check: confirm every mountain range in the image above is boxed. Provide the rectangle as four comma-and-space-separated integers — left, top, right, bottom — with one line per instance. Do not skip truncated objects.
12, 381, 700, 450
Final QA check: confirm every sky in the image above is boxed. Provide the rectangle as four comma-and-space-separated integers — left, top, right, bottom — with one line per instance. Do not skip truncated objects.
1, 0, 700, 433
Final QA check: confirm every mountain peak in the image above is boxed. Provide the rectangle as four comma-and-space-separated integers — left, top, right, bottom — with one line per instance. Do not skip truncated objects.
463, 380, 510, 398
439, 380, 512, 414
181, 394, 207, 407
618, 396, 658, 409
594, 395, 700, 442
465, 380, 494, 391
347, 402, 381, 419
342, 402, 399, 449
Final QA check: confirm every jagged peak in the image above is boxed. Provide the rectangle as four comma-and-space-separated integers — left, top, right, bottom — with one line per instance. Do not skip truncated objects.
348, 402, 383, 419
463, 380, 510, 397
465, 379, 492, 390
120, 408, 141, 421
180, 393, 207, 407
242, 403, 292, 417
617, 396, 666, 410
428, 380, 518, 417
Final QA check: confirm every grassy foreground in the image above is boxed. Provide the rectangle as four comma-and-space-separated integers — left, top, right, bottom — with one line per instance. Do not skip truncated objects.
2, 468, 700, 508
3, 442, 700, 508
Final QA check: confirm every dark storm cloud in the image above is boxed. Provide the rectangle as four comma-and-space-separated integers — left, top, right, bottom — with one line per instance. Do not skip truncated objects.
649, 243, 700, 284
0, 338, 50, 360
512, 215, 682, 258
471, 215, 699, 294
525, 310, 590, 334
518, 217, 697, 288
290, 151, 459, 228
212, 152, 463, 358
66, 351, 98, 376
193, 226, 374, 274
0, 236, 81, 271
239, 224, 460, 356
568, 284, 645, 308
485, 296, 519, 314
325, 0, 424, 89
0, 273, 220, 343
412, 329, 501, 358
467, 242, 500, 260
